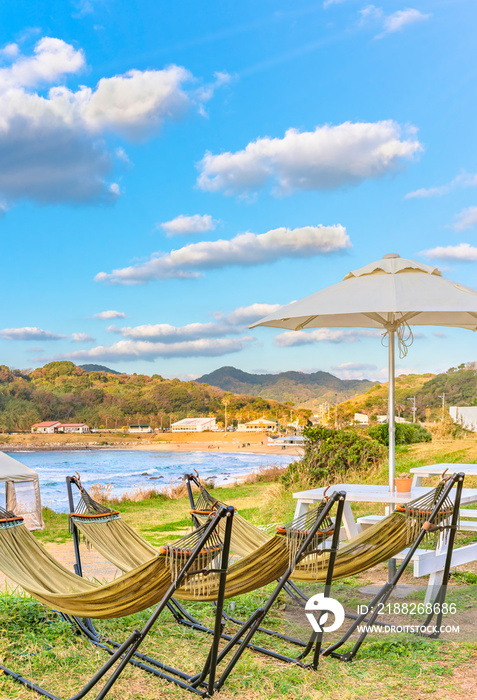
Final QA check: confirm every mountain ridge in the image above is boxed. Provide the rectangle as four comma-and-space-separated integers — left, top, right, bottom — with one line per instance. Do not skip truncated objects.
197, 366, 376, 411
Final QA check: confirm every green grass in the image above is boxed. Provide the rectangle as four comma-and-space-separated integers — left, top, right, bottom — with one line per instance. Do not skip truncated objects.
0, 590, 474, 700
5, 448, 476, 698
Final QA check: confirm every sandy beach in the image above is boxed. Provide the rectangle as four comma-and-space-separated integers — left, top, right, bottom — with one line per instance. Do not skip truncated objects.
3, 430, 304, 458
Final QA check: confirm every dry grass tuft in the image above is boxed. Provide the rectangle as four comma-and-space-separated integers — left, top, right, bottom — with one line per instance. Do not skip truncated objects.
161, 479, 189, 500
88, 482, 115, 504
89, 481, 163, 504
242, 464, 287, 484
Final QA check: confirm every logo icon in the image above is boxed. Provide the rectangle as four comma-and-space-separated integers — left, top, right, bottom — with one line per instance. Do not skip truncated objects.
305, 593, 345, 633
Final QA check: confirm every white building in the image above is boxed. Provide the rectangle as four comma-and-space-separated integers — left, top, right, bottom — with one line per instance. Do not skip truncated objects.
171, 417, 217, 432
128, 424, 153, 433
354, 413, 369, 425
449, 406, 477, 432
58, 423, 90, 433
236, 418, 278, 432
31, 421, 61, 434
377, 415, 407, 424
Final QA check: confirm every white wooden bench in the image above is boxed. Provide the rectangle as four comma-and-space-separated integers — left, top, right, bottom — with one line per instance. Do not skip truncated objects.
357, 511, 477, 532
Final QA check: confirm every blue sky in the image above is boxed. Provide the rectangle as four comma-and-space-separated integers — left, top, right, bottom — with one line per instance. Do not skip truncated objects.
1, 0, 477, 383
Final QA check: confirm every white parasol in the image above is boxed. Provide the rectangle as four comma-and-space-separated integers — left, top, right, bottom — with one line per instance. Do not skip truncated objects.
251, 253, 477, 491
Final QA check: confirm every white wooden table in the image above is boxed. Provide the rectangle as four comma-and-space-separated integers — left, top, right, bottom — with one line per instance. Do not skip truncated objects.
411, 464, 477, 487
293, 484, 477, 537
293, 482, 477, 603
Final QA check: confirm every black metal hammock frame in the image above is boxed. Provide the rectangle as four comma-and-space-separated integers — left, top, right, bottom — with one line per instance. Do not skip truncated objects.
65, 474, 346, 679
0, 503, 236, 700
185, 471, 466, 662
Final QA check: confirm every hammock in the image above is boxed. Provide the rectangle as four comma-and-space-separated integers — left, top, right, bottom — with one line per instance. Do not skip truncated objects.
70, 473, 455, 587
0, 502, 240, 699
0, 505, 229, 618
187, 475, 456, 582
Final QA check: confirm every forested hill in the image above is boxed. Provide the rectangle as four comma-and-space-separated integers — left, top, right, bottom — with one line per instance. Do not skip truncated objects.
415, 364, 477, 411
197, 366, 376, 411
0, 362, 309, 432
336, 363, 477, 422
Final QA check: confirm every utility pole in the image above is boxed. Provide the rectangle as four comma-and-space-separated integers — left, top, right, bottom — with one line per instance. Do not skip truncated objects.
438, 393, 446, 420
223, 399, 229, 432
407, 397, 417, 423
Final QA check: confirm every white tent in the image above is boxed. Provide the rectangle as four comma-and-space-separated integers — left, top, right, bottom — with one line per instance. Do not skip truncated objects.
0, 452, 43, 530
251, 253, 477, 492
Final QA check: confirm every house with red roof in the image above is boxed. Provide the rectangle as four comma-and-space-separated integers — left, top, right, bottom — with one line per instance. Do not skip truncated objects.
31, 421, 90, 434
31, 421, 61, 434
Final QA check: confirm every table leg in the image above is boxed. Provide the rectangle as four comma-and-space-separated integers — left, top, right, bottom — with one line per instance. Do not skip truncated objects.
424, 571, 444, 606
293, 500, 310, 520
342, 501, 359, 539
412, 475, 423, 487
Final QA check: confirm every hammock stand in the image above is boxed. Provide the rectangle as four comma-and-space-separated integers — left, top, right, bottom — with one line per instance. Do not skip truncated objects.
0, 504, 235, 699
186, 471, 466, 657
185, 472, 308, 607
322, 471, 465, 661
65, 475, 346, 672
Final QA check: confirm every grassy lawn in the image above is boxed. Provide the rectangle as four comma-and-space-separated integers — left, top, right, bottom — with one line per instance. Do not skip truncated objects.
1, 440, 477, 699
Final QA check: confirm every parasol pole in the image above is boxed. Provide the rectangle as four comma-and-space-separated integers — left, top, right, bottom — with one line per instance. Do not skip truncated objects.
387, 325, 397, 578
388, 326, 396, 492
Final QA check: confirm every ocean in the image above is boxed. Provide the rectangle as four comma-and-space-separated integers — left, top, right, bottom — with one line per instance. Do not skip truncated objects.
6, 449, 298, 513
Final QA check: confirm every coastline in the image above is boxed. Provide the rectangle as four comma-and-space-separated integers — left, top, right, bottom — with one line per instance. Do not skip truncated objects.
3, 431, 304, 458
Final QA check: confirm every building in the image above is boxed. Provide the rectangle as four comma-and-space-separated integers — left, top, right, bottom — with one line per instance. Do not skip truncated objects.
272, 435, 305, 445
58, 423, 90, 433
171, 417, 217, 432
128, 424, 153, 433
354, 413, 369, 425
236, 418, 278, 432
449, 406, 477, 432
31, 421, 61, 434
376, 415, 407, 424
31, 421, 90, 434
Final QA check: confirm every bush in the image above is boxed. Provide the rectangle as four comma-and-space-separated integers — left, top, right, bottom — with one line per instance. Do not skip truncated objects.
367, 422, 432, 446
281, 425, 384, 487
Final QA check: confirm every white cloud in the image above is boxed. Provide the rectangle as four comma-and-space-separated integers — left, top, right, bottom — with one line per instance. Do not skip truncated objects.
360, 6, 430, 39
331, 362, 378, 371
197, 121, 421, 196
452, 206, 477, 232
226, 303, 282, 326
433, 332, 447, 338
160, 214, 217, 236
331, 361, 380, 380
275, 329, 359, 347
0, 37, 84, 91
72, 333, 95, 342
107, 321, 241, 342
48, 337, 253, 361
80, 65, 192, 139
422, 243, 477, 262
406, 173, 477, 200
195, 71, 232, 107
0, 43, 20, 59
93, 310, 127, 319
359, 5, 383, 25
323, 0, 347, 7
274, 328, 381, 347
167, 372, 201, 381
0, 38, 221, 207
381, 9, 430, 36
96, 224, 351, 284
0, 327, 67, 340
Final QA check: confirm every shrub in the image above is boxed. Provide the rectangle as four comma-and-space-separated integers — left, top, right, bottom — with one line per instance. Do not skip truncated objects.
367, 422, 432, 446
281, 425, 384, 487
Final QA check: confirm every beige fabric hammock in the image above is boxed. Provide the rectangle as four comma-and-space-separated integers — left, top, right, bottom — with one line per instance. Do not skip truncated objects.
0, 512, 324, 616
0, 520, 172, 619
188, 479, 455, 582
